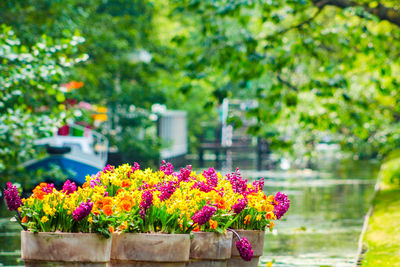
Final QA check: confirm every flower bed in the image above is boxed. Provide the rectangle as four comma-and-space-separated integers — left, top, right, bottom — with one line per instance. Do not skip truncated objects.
5, 161, 290, 264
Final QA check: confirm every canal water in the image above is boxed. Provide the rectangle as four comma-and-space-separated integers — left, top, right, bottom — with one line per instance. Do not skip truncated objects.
0, 158, 378, 266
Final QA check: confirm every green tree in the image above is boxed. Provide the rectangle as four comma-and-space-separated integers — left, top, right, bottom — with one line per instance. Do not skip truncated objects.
0, 24, 85, 183
164, 0, 400, 160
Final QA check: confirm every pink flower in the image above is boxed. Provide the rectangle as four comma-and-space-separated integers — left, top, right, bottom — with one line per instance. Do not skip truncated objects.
4, 182, 21, 211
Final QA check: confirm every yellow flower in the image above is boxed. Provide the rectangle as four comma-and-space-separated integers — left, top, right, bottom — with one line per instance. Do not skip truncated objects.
256, 214, 262, 221
43, 203, 56, 216
88, 216, 93, 224
41, 216, 49, 223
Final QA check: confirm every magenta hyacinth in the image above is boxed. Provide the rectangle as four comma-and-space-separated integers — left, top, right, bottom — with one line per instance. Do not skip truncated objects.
160, 160, 174, 175
236, 237, 254, 261
102, 164, 115, 173
140, 190, 153, 210
72, 200, 93, 221
226, 168, 248, 194
158, 180, 178, 201
62, 180, 76, 195
273, 192, 290, 219
192, 205, 217, 226
178, 165, 192, 182
4, 182, 22, 211
203, 167, 218, 187
232, 198, 247, 214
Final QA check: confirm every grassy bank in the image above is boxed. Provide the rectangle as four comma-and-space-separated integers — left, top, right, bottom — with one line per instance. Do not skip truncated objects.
361, 157, 400, 266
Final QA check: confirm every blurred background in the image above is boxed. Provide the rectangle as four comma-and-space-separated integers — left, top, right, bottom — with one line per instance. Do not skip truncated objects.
1, 0, 399, 266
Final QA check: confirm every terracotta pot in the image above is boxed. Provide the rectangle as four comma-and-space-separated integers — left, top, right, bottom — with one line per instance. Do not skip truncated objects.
21, 231, 112, 267
228, 229, 265, 267
109, 233, 190, 267
188, 231, 233, 267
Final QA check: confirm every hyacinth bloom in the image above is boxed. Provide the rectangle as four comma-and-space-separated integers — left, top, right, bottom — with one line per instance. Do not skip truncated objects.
62, 180, 77, 195
178, 165, 192, 182
160, 160, 174, 175
232, 198, 247, 214
226, 168, 248, 194
273, 192, 290, 219
72, 200, 93, 221
192, 205, 217, 226
236, 237, 254, 261
4, 182, 22, 211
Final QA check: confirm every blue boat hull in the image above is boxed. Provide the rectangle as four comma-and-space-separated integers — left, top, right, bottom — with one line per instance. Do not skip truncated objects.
25, 156, 101, 185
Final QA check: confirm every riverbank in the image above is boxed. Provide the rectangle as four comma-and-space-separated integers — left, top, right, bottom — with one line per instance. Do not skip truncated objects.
361, 158, 400, 266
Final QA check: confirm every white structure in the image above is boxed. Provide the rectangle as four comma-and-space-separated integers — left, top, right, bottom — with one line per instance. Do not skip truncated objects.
157, 110, 188, 159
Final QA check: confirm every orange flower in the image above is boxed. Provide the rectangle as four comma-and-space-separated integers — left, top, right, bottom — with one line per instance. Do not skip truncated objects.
193, 224, 200, 232
103, 204, 113, 216
21, 216, 28, 223
109, 226, 114, 233
209, 219, 218, 229
121, 179, 131, 188
82, 182, 89, 188
116, 188, 123, 195
120, 200, 132, 212
102, 197, 113, 208
268, 221, 275, 229
266, 212, 275, 220
119, 221, 128, 231
244, 215, 251, 225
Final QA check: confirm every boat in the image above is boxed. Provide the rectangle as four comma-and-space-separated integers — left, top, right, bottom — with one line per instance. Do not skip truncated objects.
23, 124, 108, 185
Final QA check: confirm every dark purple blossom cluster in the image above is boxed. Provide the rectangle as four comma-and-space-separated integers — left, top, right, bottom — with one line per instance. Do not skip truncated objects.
178, 165, 192, 182
158, 180, 178, 201
235, 237, 254, 261
226, 168, 248, 194
160, 160, 174, 175
192, 205, 217, 225
140, 190, 153, 210
4, 182, 22, 211
72, 200, 93, 221
232, 198, 248, 214
140, 190, 154, 220
273, 192, 290, 219
62, 180, 76, 195
203, 167, 218, 187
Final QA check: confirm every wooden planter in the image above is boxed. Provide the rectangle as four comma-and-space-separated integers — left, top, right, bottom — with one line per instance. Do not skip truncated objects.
21, 231, 112, 267
109, 233, 190, 267
228, 229, 265, 267
188, 231, 233, 267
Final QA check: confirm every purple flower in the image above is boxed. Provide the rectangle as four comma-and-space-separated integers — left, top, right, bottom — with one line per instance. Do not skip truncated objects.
62, 180, 76, 195
160, 160, 174, 175
41, 183, 54, 194
191, 181, 213, 193
4, 182, 22, 211
102, 164, 114, 173
232, 198, 247, 214
140, 190, 153, 210
226, 168, 247, 194
273, 192, 290, 219
192, 205, 217, 226
178, 165, 192, 182
236, 237, 254, 261
203, 167, 218, 187
252, 177, 264, 192
158, 180, 178, 201
89, 176, 102, 188
72, 200, 93, 221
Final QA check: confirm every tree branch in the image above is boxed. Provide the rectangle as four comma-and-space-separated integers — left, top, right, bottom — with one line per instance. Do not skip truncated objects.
313, 0, 400, 26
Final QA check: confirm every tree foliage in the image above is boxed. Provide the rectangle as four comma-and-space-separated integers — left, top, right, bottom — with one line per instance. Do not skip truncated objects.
0, 24, 85, 180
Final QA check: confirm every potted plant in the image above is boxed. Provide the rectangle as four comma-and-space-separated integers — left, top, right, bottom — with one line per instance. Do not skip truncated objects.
4, 180, 113, 265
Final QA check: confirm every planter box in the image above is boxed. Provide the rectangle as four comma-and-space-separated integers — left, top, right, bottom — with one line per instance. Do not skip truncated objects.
109, 233, 190, 267
228, 229, 265, 267
21, 231, 111, 266
188, 231, 233, 267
